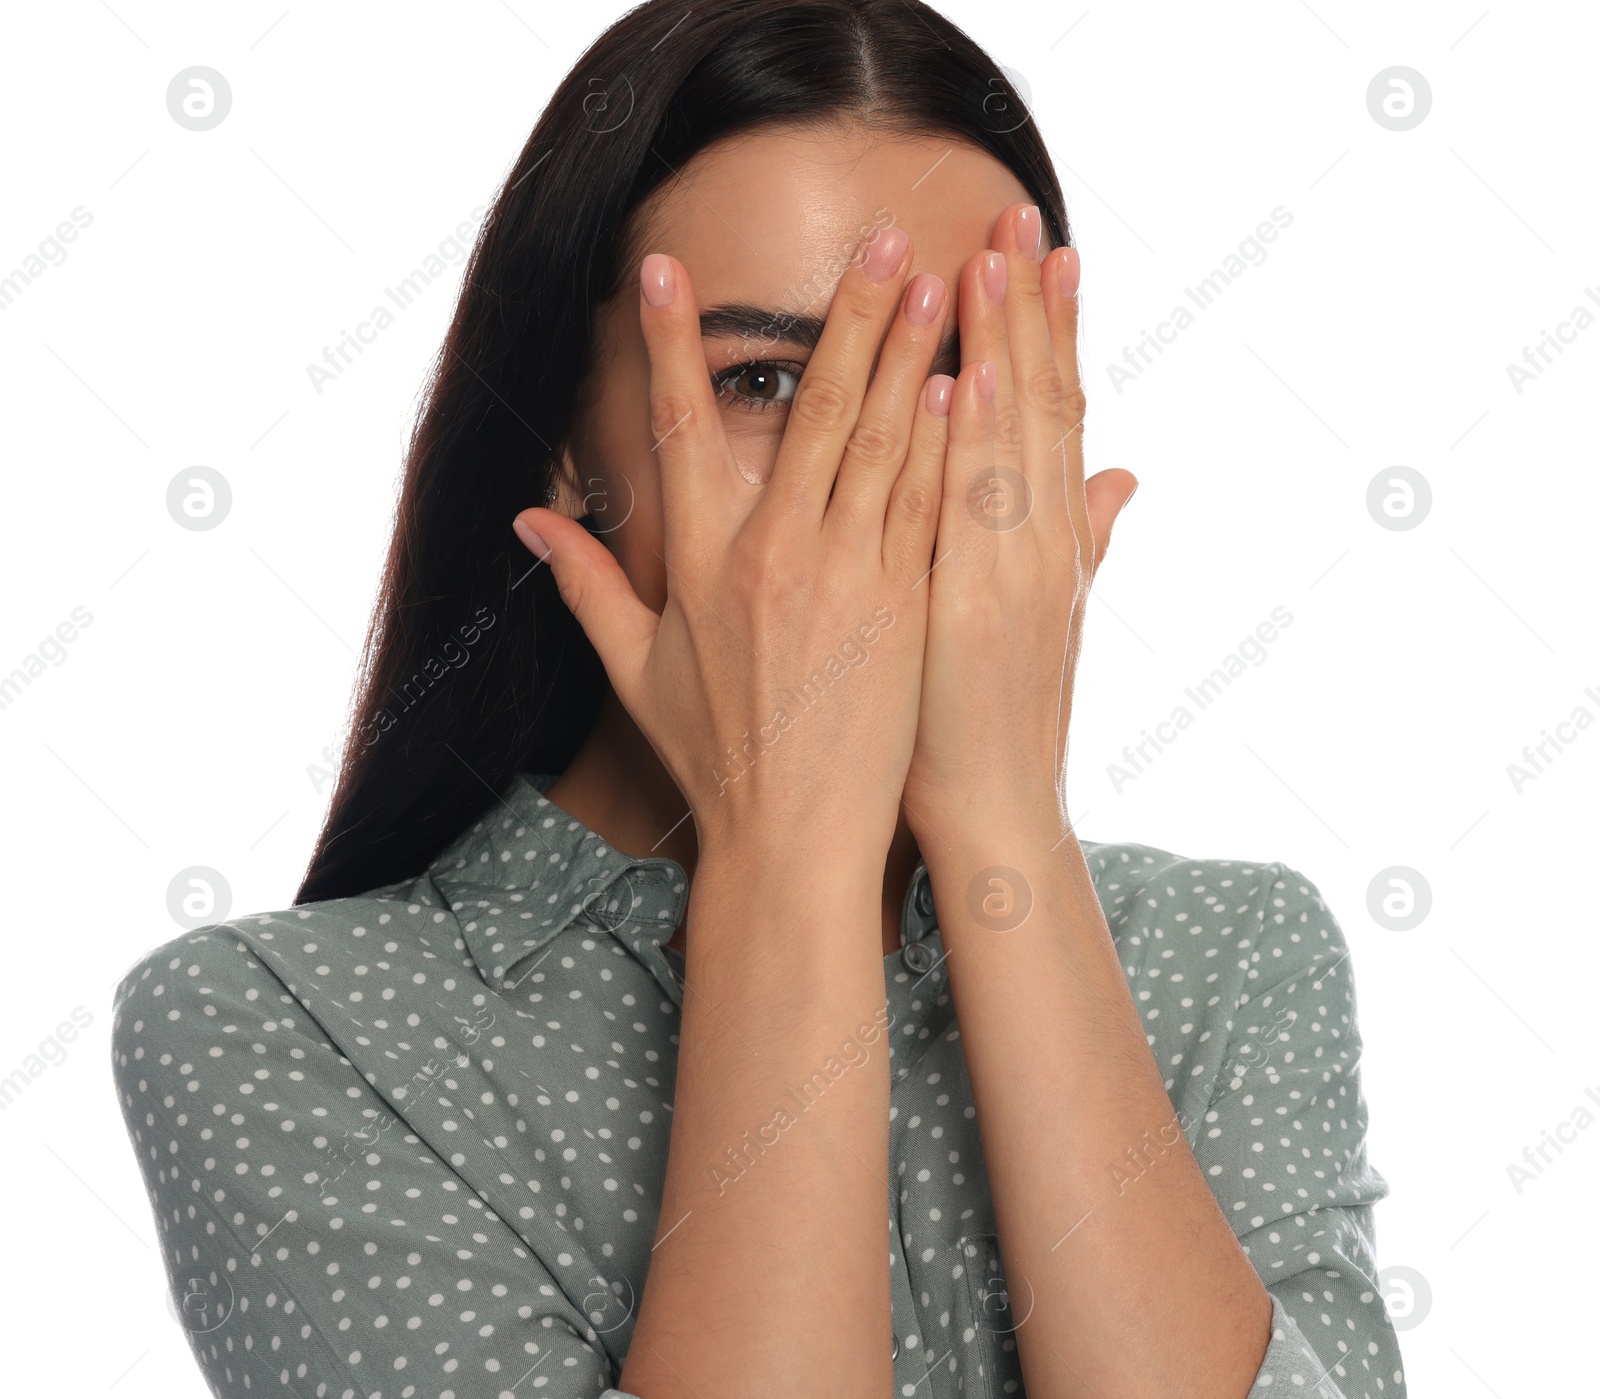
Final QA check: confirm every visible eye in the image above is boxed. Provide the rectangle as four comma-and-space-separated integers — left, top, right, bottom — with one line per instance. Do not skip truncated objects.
711, 359, 804, 413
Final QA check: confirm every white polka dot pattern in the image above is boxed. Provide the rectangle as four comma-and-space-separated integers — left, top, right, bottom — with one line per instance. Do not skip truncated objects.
110, 771, 1405, 1397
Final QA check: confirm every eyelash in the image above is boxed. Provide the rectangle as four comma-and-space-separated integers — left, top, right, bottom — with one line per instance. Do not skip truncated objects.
711, 359, 805, 413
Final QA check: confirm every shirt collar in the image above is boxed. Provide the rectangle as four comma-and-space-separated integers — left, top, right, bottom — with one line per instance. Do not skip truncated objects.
427, 768, 938, 1009
428, 769, 690, 1005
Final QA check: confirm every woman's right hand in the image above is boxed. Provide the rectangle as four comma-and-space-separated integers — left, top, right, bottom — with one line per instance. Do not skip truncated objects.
514, 232, 960, 866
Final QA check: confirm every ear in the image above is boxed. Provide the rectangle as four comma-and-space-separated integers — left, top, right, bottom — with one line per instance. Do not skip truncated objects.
549, 443, 586, 519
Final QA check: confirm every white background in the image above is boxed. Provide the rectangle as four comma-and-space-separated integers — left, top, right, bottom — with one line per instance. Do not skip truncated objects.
1, 1, 1594, 1394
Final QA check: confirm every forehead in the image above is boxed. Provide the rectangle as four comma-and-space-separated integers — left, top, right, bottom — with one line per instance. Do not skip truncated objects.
638, 123, 1035, 308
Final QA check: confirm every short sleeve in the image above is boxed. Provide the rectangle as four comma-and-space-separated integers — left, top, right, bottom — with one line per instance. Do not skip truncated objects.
111, 929, 626, 1398
1194, 866, 1406, 1398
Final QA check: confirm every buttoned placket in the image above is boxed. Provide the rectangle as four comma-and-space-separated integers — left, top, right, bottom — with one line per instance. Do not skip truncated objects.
887, 859, 956, 1384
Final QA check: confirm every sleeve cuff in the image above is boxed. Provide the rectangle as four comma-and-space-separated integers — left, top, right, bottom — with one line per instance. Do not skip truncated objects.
1250, 1291, 1348, 1396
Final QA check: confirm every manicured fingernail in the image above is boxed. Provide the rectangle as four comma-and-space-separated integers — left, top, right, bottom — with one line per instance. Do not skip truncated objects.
513, 516, 551, 558
975, 361, 998, 401
1016, 205, 1041, 261
903, 272, 945, 326
1057, 246, 1081, 298
925, 374, 954, 416
983, 252, 1007, 304
640, 254, 675, 307
863, 225, 910, 282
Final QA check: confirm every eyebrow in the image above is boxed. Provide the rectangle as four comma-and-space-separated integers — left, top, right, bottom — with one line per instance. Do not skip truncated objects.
700, 302, 962, 378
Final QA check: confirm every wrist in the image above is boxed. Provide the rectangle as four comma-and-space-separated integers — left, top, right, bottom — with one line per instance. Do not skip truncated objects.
909, 785, 1066, 865
689, 827, 885, 938
694, 795, 895, 889
918, 806, 1087, 932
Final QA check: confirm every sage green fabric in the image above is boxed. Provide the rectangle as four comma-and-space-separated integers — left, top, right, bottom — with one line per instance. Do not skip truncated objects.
112, 769, 1404, 1398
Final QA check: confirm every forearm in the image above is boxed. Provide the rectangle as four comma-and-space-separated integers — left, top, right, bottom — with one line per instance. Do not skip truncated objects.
618, 835, 894, 1398
926, 822, 1270, 1399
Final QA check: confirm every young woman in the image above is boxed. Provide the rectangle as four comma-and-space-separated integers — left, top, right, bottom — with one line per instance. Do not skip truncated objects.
112, 3, 1403, 1396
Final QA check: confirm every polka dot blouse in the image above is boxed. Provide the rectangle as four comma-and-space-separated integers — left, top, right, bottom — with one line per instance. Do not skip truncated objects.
111, 769, 1405, 1398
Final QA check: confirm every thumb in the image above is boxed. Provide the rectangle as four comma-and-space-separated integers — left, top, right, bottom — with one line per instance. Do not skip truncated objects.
513, 508, 657, 704
1084, 469, 1139, 573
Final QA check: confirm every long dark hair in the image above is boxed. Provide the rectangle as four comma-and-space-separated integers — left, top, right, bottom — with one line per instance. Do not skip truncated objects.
295, 0, 1070, 904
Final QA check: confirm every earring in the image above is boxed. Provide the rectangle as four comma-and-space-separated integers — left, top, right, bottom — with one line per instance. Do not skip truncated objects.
544, 478, 560, 508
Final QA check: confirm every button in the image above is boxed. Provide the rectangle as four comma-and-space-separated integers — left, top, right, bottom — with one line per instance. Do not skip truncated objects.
891, 1335, 900, 1360
915, 877, 935, 918
901, 940, 935, 974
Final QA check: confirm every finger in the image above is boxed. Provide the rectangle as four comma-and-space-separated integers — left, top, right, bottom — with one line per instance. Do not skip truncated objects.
831, 270, 950, 534
637, 253, 747, 561
758, 223, 913, 523
955, 241, 1020, 477
512, 507, 658, 710
881, 372, 953, 585
994, 204, 1075, 522
1040, 244, 1090, 539
931, 358, 1001, 580
1084, 469, 1139, 574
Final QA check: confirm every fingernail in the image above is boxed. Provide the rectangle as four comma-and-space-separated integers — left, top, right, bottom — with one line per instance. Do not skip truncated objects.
976, 361, 998, 401
903, 272, 945, 326
1016, 205, 1042, 261
983, 252, 1007, 305
513, 517, 552, 559
640, 254, 675, 307
863, 225, 910, 282
1057, 246, 1081, 299
925, 374, 954, 417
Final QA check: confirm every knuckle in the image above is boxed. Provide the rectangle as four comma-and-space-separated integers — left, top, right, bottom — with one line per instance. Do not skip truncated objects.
993, 404, 1025, 453
649, 392, 698, 444
837, 291, 883, 332
1023, 363, 1067, 417
1013, 268, 1047, 310
1064, 385, 1088, 428
734, 523, 798, 590
894, 482, 936, 528
788, 372, 855, 433
844, 417, 904, 471
743, 551, 810, 621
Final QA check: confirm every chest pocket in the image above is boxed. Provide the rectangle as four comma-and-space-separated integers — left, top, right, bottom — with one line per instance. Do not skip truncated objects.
956, 1233, 1026, 1398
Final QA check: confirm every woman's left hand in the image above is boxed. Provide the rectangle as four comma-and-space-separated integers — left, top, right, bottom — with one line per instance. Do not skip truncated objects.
902, 203, 1139, 850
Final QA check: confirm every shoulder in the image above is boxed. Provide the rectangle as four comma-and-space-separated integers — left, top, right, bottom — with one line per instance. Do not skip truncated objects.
1080, 837, 1345, 971
110, 873, 456, 1065
1078, 840, 1356, 1083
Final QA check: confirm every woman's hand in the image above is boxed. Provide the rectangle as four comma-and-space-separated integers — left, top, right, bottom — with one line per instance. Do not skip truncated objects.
513, 234, 971, 1399
514, 232, 961, 869
902, 204, 1139, 850
905, 211, 1277, 1399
